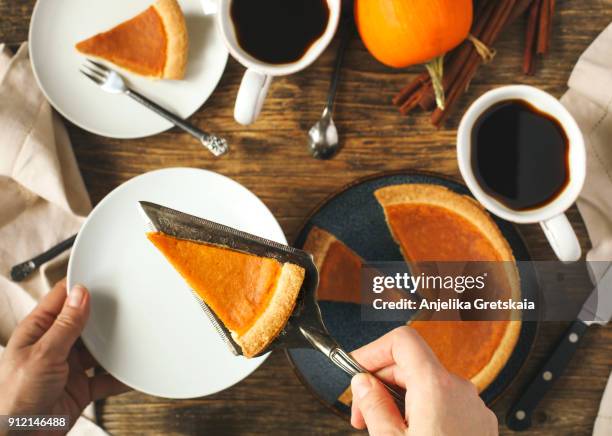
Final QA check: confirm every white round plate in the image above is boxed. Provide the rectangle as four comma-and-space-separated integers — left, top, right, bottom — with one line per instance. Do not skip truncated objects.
67, 168, 285, 398
29, 0, 228, 138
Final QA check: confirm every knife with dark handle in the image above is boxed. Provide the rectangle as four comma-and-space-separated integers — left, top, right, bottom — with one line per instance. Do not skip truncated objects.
10, 234, 77, 282
506, 319, 589, 430
506, 265, 612, 431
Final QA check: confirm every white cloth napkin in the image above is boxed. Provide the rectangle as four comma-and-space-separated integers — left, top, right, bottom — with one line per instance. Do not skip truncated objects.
0, 42, 104, 436
560, 23, 612, 436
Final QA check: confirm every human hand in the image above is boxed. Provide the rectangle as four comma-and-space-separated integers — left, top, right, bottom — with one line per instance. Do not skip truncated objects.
0, 279, 129, 432
350, 326, 498, 436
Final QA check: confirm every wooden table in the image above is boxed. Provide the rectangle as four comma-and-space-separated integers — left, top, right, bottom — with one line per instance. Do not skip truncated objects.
2, 1, 611, 434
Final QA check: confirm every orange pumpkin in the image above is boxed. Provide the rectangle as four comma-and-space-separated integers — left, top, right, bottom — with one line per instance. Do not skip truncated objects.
355, 0, 473, 108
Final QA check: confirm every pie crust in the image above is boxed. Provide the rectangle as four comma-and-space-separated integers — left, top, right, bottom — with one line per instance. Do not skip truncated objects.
147, 232, 305, 357
76, 0, 188, 80
375, 184, 522, 393
303, 226, 336, 272
154, 0, 189, 79
374, 184, 516, 263
235, 262, 304, 357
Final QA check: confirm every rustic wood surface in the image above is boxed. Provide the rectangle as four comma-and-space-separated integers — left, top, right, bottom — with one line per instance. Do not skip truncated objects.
2, 1, 611, 435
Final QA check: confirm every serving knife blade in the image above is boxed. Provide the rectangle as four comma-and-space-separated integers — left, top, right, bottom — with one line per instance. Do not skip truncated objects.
507, 264, 612, 431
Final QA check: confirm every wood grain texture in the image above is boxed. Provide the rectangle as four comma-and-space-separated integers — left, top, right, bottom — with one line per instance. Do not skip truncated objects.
2, 1, 611, 435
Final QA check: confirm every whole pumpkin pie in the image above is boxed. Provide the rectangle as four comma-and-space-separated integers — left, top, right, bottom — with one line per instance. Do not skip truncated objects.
147, 231, 305, 357
375, 184, 521, 392
76, 0, 188, 80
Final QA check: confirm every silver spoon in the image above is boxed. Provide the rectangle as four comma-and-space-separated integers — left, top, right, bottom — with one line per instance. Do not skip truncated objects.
308, 21, 352, 159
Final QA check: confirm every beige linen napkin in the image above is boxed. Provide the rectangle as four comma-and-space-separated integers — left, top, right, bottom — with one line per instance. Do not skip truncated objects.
560, 23, 612, 436
0, 43, 104, 435
593, 371, 612, 436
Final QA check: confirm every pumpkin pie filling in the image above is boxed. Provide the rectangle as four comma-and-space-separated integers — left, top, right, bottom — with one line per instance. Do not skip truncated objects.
77, 7, 167, 78
409, 320, 511, 381
313, 237, 363, 304
76, 0, 188, 79
147, 231, 305, 357
384, 203, 505, 262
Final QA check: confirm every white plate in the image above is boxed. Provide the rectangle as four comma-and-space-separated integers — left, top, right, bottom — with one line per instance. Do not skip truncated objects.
67, 168, 285, 398
29, 0, 228, 138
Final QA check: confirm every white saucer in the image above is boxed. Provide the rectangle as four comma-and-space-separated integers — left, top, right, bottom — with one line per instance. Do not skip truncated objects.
29, 0, 228, 138
67, 168, 285, 398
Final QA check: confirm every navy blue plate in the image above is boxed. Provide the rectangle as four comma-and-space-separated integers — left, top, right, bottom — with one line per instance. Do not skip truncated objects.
286, 171, 538, 418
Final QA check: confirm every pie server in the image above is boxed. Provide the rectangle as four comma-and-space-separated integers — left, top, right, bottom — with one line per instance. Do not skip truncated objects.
139, 201, 405, 406
507, 263, 612, 431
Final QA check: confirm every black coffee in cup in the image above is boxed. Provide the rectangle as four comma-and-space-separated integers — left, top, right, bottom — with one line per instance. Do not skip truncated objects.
471, 99, 570, 211
230, 0, 329, 65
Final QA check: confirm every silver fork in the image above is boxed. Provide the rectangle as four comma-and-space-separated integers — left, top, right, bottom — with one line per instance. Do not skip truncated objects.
80, 59, 228, 157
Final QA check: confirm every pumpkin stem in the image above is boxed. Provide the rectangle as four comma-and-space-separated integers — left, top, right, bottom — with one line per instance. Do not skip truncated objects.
425, 56, 445, 110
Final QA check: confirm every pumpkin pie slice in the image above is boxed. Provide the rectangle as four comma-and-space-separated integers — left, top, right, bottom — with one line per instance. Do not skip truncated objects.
147, 231, 305, 357
76, 0, 188, 79
304, 227, 363, 305
304, 226, 409, 306
375, 184, 521, 392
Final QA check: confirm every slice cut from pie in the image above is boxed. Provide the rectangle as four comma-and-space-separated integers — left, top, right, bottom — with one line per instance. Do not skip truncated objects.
303, 227, 363, 305
147, 231, 305, 357
375, 184, 521, 392
304, 226, 409, 306
76, 0, 188, 79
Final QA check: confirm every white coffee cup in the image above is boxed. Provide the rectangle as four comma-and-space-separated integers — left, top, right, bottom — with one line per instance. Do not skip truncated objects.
215, 0, 341, 125
457, 85, 586, 262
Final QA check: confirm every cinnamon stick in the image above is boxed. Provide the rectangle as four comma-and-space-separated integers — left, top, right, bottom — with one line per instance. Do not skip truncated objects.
482, 0, 518, 45
392, 0, 537, 124
392, 72, 429, 106
394, 0, 495, 111
537, 0, 551, 54
523, 0, 541, 74
432, 0, 517, 127
417, 0, 497, 111
399, 88, 426, 115
420, 0, 532, 114
509, 0, 536, 24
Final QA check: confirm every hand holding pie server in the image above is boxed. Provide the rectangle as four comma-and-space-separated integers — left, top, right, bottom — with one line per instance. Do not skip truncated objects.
350, 327, 498, 436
